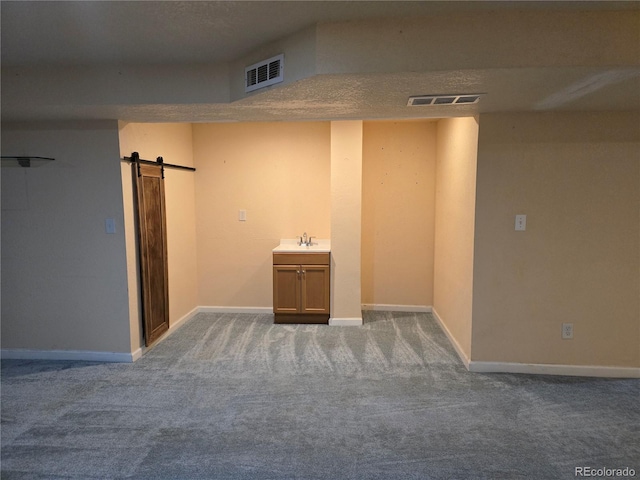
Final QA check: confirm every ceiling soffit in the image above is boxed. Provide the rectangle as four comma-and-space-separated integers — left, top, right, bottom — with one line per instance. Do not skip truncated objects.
1, 10, 639, 123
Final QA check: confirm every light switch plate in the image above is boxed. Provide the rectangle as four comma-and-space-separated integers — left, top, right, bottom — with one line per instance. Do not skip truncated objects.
515, 214, 526, 231
105, 218, 116, 234
238, 210, 247, 221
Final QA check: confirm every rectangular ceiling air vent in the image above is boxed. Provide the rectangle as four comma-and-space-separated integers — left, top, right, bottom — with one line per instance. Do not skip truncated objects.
245, 54, 284, 93
407, 94, 481, 106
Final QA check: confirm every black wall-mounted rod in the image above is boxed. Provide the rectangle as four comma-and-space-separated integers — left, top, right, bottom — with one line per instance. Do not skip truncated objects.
1, 156, 56, 168
122, 152, 196, 172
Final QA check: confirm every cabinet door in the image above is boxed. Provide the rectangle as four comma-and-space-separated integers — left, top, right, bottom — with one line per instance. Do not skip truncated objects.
273, 265, 301, 313
301, 265, 330, 314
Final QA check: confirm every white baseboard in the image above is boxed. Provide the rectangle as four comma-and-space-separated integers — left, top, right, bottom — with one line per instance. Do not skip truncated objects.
199, 307, 362, 327
198, 306, 273, 314
131, 348, 143, 362
136, 306, 202, 358
429, 308, 639, 378
172, 306, 200, 330
199, 307, 363, 327
9, 306, 634, 378
329, 317, 363, 326
362, 304, 432, 313
431, 307, 471, 369
1, 348, 136, 363
469, 361, 640, 378
1, 306, 202, 364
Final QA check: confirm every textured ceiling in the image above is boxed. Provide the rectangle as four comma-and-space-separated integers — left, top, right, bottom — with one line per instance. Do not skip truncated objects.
4, 1, 637, 67
1, 1, 639, 123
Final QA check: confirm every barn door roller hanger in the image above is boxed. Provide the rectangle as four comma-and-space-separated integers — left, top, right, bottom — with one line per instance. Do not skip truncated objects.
123, 151, 196, 178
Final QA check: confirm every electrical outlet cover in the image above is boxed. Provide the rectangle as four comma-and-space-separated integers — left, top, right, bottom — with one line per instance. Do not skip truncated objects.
105, 218, 116, 234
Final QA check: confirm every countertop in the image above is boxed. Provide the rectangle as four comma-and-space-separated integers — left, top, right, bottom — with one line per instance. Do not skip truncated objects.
272, 239, 331, 253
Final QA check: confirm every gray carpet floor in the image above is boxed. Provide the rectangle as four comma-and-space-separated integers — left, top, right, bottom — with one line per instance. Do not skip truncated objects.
1, 311, 638, 479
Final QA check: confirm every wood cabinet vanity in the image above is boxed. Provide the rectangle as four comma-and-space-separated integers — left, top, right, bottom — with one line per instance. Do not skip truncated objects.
273, 252, 330, 324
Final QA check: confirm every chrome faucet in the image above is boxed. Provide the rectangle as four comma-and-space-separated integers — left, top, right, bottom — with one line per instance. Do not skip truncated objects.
298, 232, 315, 246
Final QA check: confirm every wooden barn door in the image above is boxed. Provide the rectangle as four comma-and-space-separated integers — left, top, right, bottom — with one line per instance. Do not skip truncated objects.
135, 162, 169, 347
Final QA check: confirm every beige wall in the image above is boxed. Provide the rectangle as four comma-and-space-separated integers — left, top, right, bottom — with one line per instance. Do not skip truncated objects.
330, 121, 363, 322
473, 112, 640, 368
192, 122, 331, 308
7, 112, 635, 374
433, 117, 480, 361
1, 121, 131, 353
362, 120, 436, 308
118, 122, 198, 351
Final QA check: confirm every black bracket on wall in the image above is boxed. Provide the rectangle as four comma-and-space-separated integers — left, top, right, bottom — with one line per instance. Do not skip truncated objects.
123, 151, 196, 177
157, 156, 165, 179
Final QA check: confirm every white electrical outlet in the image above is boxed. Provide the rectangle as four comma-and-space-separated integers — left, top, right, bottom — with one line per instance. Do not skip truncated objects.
562, 323, 573, 339
238, 210, 247, 222
515, 214, 527, 231
105, 218, 116, 234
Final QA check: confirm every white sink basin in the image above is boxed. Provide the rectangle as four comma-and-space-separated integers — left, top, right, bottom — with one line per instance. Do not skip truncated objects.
273, 238, 331, 253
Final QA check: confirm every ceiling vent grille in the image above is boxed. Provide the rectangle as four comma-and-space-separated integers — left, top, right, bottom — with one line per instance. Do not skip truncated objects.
407, 94, 481, 106
245, 54, 284, 93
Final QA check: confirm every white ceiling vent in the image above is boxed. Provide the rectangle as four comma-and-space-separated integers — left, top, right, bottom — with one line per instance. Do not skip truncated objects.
407, 94, 481, 106
245, 54, 284, 93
